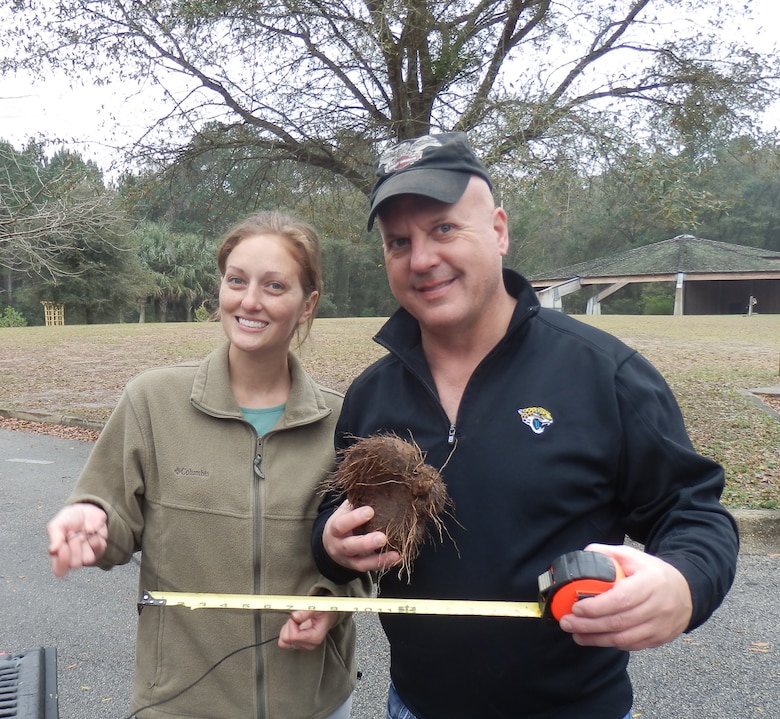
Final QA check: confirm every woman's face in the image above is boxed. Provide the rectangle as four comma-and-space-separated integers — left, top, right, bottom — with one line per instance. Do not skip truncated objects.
218, 233, 318, 357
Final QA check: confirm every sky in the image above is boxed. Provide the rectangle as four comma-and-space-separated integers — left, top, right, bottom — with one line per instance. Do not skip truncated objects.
0, 72, 167, 175
1, 0, 778, 176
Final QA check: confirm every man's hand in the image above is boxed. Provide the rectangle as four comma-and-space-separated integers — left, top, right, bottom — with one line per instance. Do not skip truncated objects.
47, 503, 108, 578
557, 543, 693, 651
323, 500, 401, 573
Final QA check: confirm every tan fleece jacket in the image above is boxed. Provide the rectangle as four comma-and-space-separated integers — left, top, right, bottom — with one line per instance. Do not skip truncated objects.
68, 341, 371, 719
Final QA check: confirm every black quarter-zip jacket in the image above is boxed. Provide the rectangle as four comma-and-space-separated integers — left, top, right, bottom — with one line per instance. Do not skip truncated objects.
314, 269, 738, 719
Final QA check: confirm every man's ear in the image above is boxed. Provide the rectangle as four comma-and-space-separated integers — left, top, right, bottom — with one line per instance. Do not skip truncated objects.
493, 206, 509, 257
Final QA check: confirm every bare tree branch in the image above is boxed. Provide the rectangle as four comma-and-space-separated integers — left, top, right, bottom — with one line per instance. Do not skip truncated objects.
2, 0, 776, 196
0, 146, 128, 278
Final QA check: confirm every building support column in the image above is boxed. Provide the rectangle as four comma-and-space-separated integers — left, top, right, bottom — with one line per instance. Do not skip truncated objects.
674, 272, 685, 315
586, 281, 628, 315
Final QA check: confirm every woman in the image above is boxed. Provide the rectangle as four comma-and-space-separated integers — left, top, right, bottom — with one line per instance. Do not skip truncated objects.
47, 211, 370, 719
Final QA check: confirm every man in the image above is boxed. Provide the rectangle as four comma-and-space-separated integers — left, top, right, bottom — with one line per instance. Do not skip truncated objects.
312, 132, 738, 719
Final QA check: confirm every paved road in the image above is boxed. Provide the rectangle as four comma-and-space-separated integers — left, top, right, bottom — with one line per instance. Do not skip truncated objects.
1, 428, 778, 719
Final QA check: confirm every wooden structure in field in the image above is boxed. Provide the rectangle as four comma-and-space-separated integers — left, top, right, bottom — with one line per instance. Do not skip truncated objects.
41, 301, 65, 326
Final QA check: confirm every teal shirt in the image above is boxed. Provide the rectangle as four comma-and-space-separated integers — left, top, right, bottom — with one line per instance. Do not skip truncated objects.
241, 403, 286, 436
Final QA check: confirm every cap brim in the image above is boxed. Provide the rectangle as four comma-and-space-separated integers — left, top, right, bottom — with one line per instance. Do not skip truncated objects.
367, 169, 470, 231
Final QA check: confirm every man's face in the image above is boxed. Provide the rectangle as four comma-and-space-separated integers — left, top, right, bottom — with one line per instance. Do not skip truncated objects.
377, 176, 509, 337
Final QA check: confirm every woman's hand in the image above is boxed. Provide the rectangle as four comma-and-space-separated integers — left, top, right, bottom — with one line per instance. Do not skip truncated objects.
47, 503, 108, 577
278, 609, 339, 651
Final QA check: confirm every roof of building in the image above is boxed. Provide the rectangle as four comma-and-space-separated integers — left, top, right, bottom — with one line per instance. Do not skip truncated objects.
528, 235, 780, 282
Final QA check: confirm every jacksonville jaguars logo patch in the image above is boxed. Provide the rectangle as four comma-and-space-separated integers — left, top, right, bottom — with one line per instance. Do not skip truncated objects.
518, 406, 554, 435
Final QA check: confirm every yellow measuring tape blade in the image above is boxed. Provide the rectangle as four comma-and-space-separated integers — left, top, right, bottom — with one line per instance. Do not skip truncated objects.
141, 591, 542, 618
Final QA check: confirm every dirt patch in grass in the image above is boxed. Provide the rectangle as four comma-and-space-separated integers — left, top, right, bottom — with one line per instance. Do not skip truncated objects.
1, 315, 778, 508
756, 393, 780, 414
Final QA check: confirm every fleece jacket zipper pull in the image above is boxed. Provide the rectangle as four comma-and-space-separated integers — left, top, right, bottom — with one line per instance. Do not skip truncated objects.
253, 437, 265, 479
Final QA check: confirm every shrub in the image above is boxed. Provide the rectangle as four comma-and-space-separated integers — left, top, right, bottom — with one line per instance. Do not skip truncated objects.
194, 305, 211, 322
0, 306, 28, 327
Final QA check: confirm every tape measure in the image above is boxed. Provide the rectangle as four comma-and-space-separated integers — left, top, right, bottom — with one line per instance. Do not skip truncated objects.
141, 592, 543, 618
140, 550, 623, 623
538, 549, 625, 621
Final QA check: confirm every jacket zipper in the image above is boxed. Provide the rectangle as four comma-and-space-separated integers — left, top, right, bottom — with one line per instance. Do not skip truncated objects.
252, 432, 265, 718
376, 295, 537, 448
253, 436, 265, 479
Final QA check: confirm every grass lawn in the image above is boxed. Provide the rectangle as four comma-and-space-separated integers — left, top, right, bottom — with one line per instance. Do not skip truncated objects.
1, 314, 778, 509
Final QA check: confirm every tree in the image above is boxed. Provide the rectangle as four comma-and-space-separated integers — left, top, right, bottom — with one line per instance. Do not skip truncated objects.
121, 137, 394, 317
17, 222, 152, 323
135, 221, 219, 321
321, 233, 395, 316
0, 141, 128, 282
120, 127, 369, 236
8, 147, 152, 323
504, 137, 729, 276
0, 141, 142, 322
3, 0, 776, 200
694, 136, 780, 251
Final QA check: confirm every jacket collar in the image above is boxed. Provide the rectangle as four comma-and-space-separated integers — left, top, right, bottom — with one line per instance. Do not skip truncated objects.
374, 268, 540, 357
190, 340, 334, 427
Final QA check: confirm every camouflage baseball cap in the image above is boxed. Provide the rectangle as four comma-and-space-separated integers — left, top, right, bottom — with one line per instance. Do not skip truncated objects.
367, 132, 492, 230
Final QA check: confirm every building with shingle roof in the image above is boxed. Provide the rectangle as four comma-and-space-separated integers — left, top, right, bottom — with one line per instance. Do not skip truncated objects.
528, 235, 780, 314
